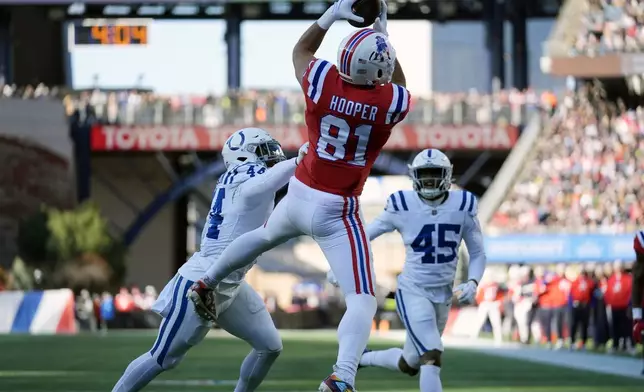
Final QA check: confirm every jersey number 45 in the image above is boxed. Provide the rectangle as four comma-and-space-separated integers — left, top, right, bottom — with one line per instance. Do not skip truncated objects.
317, 114, 372, 167
411, 223, 462, 264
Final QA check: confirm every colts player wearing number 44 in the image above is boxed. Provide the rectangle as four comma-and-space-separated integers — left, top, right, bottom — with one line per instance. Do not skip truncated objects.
189, 0, 409, 390
112, 128, 309, 392
339, 148, 487, 392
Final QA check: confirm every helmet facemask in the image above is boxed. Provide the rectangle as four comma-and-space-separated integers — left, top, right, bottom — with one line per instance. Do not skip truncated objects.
410, 165, 453, 199
250, 140, 286, 168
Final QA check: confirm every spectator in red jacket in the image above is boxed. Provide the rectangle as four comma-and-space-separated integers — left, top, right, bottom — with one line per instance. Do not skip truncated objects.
534, 266, 552, 346
568, 268, 595, 350
604, 260, 633, 353
548, 264, 571, 349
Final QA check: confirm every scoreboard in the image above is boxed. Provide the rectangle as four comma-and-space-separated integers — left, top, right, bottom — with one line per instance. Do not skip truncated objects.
73, 24, 148, 45
69, 20, 150, 47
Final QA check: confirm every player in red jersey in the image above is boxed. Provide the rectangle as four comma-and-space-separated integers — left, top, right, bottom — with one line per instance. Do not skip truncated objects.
632, 231, 644, 374
188, 1, 408, 391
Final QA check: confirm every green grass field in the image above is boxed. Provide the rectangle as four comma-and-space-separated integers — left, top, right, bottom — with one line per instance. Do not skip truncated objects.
0, 331, 641, 392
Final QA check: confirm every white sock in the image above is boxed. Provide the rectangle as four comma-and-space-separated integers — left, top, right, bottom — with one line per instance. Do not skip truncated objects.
332, 294, 377, 386
359, 348, 403, 372
112, 352, 164, 392
420, 364, 442, 392
234, 349, 281, 392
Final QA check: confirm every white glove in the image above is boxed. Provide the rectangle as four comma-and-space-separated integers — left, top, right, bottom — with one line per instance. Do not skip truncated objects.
373, 0, 388, 36
326, 270, 339, 287
296, 142, 309, 165
453, 280, 478, 305
317, 0, 364, 30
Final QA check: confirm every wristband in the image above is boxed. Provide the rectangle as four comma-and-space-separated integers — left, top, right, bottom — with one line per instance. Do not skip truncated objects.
316, 6, 336, 30
468, 279, 479, 287
634, 307, 643, 320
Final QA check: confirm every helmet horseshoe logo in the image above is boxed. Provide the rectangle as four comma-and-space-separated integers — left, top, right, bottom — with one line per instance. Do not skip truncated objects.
227, 131, 246, 151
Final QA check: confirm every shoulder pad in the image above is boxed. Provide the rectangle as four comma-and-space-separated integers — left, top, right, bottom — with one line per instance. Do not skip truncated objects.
452, 190, 478, 215
219, 163, 267, 186
385, 83, 411, 125
304, 59, 335, 105
385, 190, 411, 212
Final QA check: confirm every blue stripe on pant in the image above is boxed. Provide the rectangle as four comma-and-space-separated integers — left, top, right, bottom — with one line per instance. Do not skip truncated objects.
149, 275, 193, 367
395, 290, 429, 354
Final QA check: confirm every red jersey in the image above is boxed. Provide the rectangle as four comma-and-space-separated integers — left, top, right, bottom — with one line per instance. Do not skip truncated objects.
548, 275, 571, 308
604, 273, 632, 309
296, 58, 411, 196
534, 278, 551, 307
570, 275, 595, 304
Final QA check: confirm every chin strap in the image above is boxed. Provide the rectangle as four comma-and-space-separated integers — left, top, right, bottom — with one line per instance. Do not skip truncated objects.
418, 192, 448, 206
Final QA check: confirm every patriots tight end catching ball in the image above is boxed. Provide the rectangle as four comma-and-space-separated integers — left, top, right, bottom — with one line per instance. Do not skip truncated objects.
188, 0, 410, 391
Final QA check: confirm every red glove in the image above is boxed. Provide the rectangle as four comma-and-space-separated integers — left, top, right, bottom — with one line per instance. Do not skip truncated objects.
634, 320, 644, 344
633, 308, 643, 344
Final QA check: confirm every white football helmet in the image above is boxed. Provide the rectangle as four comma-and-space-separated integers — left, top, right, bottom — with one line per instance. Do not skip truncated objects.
337, 29, 396, 86
408, 149, 453, 199
222, 127, 285, 169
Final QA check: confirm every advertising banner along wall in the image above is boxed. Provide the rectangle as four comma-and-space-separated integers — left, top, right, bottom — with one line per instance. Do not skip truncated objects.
90, 124, 519, 152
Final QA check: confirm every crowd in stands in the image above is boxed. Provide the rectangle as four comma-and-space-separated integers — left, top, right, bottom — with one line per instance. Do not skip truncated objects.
75, 286, 158, 332
472, 261, 638, 354
491, 84, 644, 233
575, 0, 644, 56
1, 82, 552, 127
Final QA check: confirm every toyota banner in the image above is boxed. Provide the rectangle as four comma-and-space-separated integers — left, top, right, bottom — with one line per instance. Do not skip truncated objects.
90, 124, 519, 152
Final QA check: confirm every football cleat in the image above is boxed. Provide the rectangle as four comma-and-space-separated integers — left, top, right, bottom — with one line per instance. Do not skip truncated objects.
318, 374, 355, 392
187, 280, 217, 322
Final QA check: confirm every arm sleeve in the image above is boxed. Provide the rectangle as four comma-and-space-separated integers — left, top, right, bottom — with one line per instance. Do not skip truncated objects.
238, 159, 297, 202
365, 194, 400, 240
385, 83, 411, 125
462, 196, 486, 284
301, 58, 335, 106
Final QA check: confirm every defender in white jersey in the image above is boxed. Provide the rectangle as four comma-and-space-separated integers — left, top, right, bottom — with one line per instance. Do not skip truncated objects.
111, 128, 308, 392
331, 148, 486, 392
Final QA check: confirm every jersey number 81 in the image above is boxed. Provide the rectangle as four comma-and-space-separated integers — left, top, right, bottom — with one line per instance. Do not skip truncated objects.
317, 114, 372, 167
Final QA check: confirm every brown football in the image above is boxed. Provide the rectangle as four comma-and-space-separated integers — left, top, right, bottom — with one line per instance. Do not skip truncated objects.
348, 0, 381, 28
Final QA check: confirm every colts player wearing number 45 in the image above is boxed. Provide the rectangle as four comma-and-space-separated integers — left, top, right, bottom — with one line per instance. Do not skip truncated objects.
189, 0, 409, 391
346, 148, 487, 392
112, 128, 309, 392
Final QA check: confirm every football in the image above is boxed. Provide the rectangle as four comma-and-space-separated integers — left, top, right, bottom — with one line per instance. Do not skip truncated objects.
348, 0, 381, 28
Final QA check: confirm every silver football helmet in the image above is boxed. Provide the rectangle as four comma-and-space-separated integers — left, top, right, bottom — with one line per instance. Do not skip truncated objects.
408, 149, 453, 199
221, 128, 285, 169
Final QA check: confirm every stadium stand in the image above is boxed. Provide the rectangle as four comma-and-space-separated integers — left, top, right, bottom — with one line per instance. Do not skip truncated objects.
489, 83, 644, 233
62, 88, 534, 126
574, 0, 644, 56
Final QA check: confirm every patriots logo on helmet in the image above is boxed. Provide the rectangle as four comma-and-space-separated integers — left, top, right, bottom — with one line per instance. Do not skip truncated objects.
375, 36, 388, 53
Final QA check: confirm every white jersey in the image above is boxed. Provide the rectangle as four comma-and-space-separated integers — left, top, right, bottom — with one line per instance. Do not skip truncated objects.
367, 189, 486, 301
178, 158, 297, 300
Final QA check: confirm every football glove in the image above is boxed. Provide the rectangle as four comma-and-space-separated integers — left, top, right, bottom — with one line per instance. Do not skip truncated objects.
453, 280, 478, 305
326, 270, 340, 287
373, 0, 389, 36
317, 0, 364, 30
633, 307, 643, 344
296, 141, 309, 166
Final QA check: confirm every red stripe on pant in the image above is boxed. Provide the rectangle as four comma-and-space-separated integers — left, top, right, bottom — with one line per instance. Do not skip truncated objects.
342, 196, 362, 294
354, 197, 374, 296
